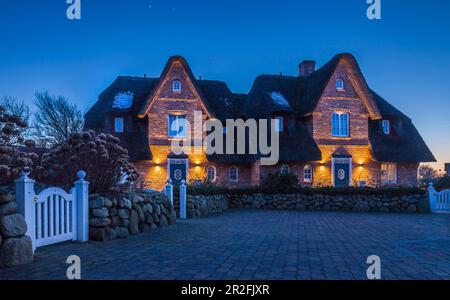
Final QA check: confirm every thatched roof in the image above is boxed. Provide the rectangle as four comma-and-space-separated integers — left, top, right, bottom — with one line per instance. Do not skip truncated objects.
85, 53, 434, 164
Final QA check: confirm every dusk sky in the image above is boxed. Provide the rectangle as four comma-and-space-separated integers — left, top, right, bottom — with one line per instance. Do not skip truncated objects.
0, 0, 449, 170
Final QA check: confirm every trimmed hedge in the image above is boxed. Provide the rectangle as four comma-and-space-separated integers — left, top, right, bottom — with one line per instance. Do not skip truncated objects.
185, 184, 426, 197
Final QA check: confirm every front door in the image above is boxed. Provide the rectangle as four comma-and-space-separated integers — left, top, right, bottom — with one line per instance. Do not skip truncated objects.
333, 158, 351, 187
168, 159, 188, 186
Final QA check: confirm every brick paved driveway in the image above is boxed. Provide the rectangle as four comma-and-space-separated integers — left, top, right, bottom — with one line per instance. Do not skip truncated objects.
1, 210, 449, 280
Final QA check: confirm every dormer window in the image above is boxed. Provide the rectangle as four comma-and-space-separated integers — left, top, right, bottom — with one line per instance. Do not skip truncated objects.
336, 79, 345, 91
275, 116, 284, 132
382, 120, 390, 135
114, 117, 124, 133
172, 80, 181, 93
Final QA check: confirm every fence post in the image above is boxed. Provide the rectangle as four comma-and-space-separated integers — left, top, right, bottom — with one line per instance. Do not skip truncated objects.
15, 170, 36, 253
164, 179, 173, 207
428, 182, 436, 213
74, 170, 89, 242
180, 180, 187, 219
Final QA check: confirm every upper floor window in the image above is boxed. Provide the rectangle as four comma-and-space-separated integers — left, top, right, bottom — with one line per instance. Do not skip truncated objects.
331, 112, 349, 137
114, 117, 124, 133
206, 166, 217, 183
229, 166, 239, 182
381, 163, 397, 185
382, 120, 390, 135
168, 114, 187, 138
275, 116, 284, 132
336, 79, 345, 91
280, 164, 290, 175
304, 165, 313, 182
172, 80, 181, 93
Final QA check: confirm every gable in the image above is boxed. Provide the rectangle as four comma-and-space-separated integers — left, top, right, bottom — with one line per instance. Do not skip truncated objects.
137, 56, 214, 118
315, 55, 381, 119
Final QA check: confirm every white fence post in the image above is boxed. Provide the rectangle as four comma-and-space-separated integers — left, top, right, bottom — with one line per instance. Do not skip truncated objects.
74, 170, 89, 242
15, 171, 36, 253
180, 180, 187, 219
164, 179, 173, 207
428, 182, 436, 213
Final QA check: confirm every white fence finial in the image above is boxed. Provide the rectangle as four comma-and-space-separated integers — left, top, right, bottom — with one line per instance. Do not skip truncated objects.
164, 179, 174, 207
15, 168, 36, 252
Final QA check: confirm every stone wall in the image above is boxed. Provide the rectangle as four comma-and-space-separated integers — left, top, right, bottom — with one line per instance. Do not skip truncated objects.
89, 191, 177, 241
228, 193, 430, 213
173, 194, 229, 218
185, 192, 430, 214
0, 186, 33, 267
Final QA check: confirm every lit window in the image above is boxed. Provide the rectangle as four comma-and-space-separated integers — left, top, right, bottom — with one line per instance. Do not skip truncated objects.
229, 166, 239, 182
168, 115, 187, 138
173, 80, 181, 92
275, 116, 284, 132
331, 112, 349, 137
304, 165, 313, 182
206, 166, 217, 183
336, 79, 344, 90
382, 120, 390, 135
280, 164, 290, 175
381, 163, 397, 185
114, 118, 124, 133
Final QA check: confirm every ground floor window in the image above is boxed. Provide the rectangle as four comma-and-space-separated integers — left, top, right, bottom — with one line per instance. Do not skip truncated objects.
280, 164, 290, 175
304, 165, 313, 182
206, 166, 217, 183
381, 163, 397, 184
229, 166, 239, 182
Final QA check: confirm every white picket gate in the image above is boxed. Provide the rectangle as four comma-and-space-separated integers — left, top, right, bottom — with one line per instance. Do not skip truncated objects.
428, 183, 450, 213
15, 170, 89, 252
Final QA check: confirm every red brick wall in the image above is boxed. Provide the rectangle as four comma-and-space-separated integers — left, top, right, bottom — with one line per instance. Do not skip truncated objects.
397, 163, 419, 187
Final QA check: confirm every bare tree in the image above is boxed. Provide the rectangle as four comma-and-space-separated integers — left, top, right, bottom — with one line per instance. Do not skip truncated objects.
0, 97, 30, 145
32, 91, 84, 147
419, 164, 439, 180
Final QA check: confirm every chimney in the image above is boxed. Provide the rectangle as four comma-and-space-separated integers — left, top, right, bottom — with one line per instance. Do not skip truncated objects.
298, 60, 316, 77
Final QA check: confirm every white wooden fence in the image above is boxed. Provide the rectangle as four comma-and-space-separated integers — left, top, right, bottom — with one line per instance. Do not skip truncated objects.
15, 171, 89, 252
428, 183, 450, 213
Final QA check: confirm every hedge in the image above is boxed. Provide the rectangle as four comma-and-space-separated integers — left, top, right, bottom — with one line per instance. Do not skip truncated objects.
183, 184, 426, 197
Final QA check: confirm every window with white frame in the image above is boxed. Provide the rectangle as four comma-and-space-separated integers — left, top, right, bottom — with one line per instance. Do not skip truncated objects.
275, 116, 284, 132
331, 112, 349, 137
381, 163, 397, 184
336, 79, 344, 90
206, 166, 217, 183
382, 120, 390, 135
114, 117, 124, 133
172, 80, 181, 93
168, 114, 187, 138
229, 166, 239, 182
304, 165, 313, 182
280, 164, 290, 175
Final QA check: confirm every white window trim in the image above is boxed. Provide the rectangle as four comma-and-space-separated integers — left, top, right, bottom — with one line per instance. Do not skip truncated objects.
381, 163, 397, 185
303, 165, 313, 183
382, 120, 390, 135
206, 166, 217, 183
280, 164, 290, 175
172, 80, 181, 93
229, 166, 239, 182
336, 79, 345, 91
331, 112, 350, 137
114, 117, 124, 133
168, 114, 187, 138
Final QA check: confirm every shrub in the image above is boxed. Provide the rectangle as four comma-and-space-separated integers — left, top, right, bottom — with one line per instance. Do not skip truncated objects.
36, 130, 139, 193
261, 172, 299, 193
434, 177, 450, 191
184, 184, 426, 197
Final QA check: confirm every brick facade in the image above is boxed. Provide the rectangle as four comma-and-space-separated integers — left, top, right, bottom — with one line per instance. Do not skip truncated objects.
89, 56, 426, 190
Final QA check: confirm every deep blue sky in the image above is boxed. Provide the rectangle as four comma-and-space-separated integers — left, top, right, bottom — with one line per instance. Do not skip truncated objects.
1, 0, 449, 170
